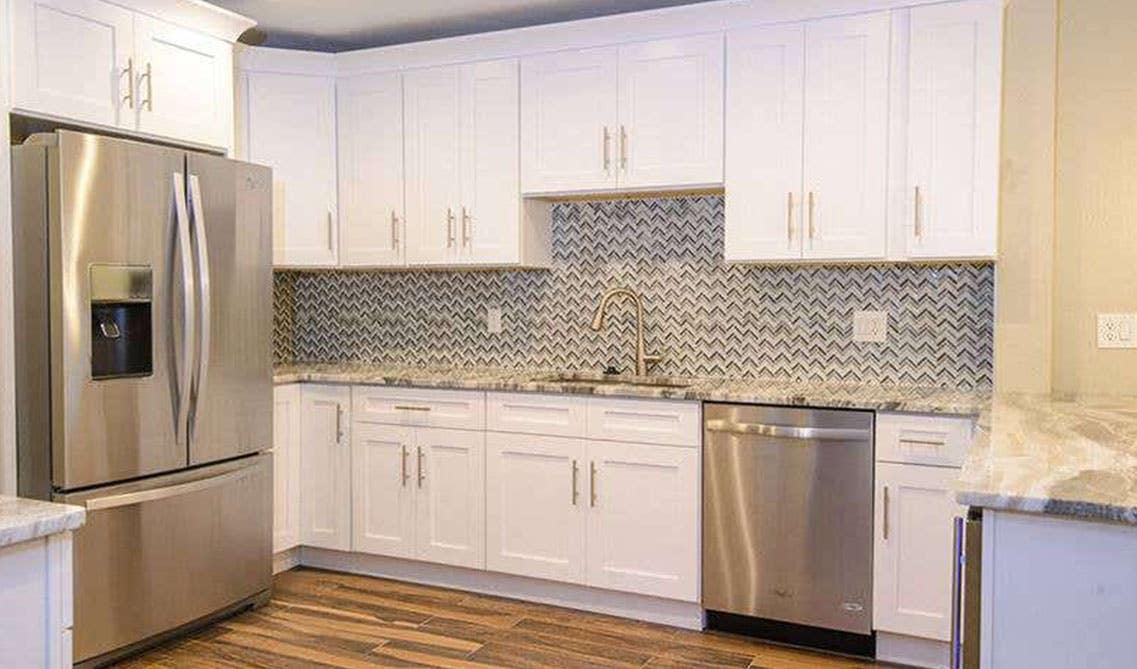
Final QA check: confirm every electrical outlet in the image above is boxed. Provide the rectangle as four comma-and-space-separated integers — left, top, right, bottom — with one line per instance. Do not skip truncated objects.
1097, 313, 1137, 349
486, 306, 504, 334
853, 310, 888, 343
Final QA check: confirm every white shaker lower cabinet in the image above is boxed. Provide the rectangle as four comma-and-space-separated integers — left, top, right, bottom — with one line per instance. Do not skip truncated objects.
485, 393, 700, 603
874, 462, 963, 641
485, 433, 587, 583
585, 440, 699, 601
0, 532, 75, 669
299, 385, 352, 551
272, 385, 302, 554
351, 419, 486, 569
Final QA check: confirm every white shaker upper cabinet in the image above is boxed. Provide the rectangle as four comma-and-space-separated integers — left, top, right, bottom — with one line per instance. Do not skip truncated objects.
617, 33, 724, 190
132, 14, 232, 149
520, 47, 619, 194
905, 0, 1001, 260
337, 72, 405, 267
404, 65, 463, 265
246, 72, 338, 267
802, 13, 890, 260
10, 0, 134, 128
459, 59, 522, 265
724, 24, 805, 262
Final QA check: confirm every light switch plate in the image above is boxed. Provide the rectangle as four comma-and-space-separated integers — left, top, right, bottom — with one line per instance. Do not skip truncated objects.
853, 310, 888, 343
1097, 313, 1137, 349
486, 306, 504, 334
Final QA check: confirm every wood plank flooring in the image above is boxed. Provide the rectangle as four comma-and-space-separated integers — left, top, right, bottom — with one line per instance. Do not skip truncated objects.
112, 568, 890, 669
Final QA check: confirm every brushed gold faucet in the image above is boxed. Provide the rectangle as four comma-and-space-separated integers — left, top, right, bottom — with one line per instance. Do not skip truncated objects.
589, 287, 662, 376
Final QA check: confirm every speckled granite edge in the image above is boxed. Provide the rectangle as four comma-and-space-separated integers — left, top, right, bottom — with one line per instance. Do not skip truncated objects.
0, 497, 86, 549
274, 363, 989, 416
956, 393, 1137, 525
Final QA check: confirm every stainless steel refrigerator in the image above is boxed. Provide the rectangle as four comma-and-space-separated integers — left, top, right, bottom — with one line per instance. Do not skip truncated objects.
11, 130, 273, 667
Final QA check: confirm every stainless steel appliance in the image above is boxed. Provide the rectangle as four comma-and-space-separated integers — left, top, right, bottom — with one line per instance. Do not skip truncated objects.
955, 509, 982, 669
11, 130, 273, 667
703, 403, 875, 655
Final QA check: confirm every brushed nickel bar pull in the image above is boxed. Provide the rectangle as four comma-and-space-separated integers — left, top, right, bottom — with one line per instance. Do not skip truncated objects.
571, 459, 579, 506
122, 58, 134, 109
807, 191, 816, 241
417, 446, 425, 488
619, 125, 628, 170
787, 191, 795, 241
394, 405, 431, 412
602, 126, 611, 171
882, 485, 890, 540
461, 206, 471, 248
589, 461, 597, 507
139, 62, 153, 111
914, 185, 923, 239
335, 404, 344, 444
704, 420, 870, 441
391, 210, 399, 248
446, 207, 456, 248
327, 211, 335, 250
400, 446, 409, 486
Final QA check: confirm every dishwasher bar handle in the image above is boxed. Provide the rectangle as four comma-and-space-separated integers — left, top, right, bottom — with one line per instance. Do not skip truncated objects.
705, 419, 871, 442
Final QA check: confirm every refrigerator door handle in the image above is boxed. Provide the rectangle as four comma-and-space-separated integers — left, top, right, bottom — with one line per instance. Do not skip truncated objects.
80, 463, 260, 511
187, 174, 212, 441
172, 173, 195, 446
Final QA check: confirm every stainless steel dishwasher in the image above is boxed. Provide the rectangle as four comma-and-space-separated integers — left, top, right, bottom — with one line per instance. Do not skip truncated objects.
703, 403, 875, 656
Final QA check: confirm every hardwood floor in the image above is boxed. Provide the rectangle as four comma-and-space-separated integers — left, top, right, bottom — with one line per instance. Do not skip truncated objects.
112, 568, 889, 669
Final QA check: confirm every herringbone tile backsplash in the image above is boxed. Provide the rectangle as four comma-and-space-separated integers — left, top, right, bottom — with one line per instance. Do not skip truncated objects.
275, 196, 994, 388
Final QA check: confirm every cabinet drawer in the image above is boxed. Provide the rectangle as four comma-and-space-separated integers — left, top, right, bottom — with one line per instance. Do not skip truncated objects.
586, 398, 700, 447
876, 413, 974, 467
352, 387, 485, 430
487, 393, 587, 438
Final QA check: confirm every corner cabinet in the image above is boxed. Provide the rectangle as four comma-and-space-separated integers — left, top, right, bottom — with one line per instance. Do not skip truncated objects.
521, 34, 724, 195
10, 0, 244, 151
244, 70, 339, 267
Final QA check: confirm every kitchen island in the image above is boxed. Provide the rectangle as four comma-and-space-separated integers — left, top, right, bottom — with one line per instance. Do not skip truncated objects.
956, 393, 1137, 669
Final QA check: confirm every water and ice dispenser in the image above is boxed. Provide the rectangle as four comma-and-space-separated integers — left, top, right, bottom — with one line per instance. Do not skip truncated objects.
89, 265, 153, 379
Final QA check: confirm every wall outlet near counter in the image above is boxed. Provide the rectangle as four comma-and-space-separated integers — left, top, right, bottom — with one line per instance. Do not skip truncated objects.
1097, 313, 1137, 349
853, 310, 889, 343
487, 306, 504, 334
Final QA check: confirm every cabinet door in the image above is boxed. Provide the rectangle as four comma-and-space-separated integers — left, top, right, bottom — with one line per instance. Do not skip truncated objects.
10, 0, 134, 128
272, 385, 301, 553
486, 433, 586, 584
724, 24, 805, 261
459, 59, 521, 265
352, 422, 416, 559
905, 0, 1001, 259
520, 47, 619, 194
874, 463, 963, 641
133, 14, 232, 149
414, 427, 485, 569
617, 34, 724, 190
338, 73, 406, 267
246, 72, 338, 266
299, 385, 351, 551
585, 442, 698, 602
404, 66, 462, 265
802, 13, 890, 260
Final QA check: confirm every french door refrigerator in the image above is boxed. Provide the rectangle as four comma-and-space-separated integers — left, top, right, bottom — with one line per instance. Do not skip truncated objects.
11, 130, 273, 667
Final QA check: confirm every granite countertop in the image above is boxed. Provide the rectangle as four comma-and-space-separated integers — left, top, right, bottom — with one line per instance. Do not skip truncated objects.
0, 496, 86, 549
956, 393, 1137, 524
274, 362, 989, 415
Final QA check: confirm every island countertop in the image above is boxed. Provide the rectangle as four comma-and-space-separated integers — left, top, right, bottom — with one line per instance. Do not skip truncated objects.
956, 393, 1137, 524
0, 496, 86, 549
273, 362, 989, 416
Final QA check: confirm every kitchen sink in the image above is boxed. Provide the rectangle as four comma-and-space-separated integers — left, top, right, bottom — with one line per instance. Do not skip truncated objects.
531, 373, 693, 390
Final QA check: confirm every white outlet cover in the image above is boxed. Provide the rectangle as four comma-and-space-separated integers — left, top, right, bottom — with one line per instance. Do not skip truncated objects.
853, 310, 888, 343
486, 306, 504, 334
1097, 313, 1137, 349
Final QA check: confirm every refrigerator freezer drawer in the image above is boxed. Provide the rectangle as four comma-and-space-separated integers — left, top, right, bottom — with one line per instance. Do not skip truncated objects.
57, 454, 272, 664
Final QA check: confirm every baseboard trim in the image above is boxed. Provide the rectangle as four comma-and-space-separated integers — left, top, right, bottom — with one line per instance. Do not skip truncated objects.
273, 547, 301, 575
297, 547, 705, 630
876, 631, 950, 669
